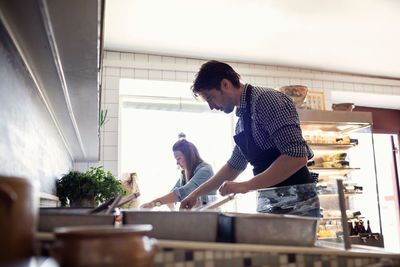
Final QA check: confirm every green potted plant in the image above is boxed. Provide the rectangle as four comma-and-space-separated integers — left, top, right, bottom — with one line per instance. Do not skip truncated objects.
56, 166, 124, 207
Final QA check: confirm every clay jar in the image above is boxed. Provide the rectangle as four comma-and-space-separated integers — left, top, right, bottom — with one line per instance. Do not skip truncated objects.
279, 85, 308, 107
0, 176, 39, 263
51, 224, 156, 267
332, 103, 355, 111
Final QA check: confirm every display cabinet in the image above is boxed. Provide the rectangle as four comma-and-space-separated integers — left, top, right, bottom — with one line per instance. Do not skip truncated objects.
298, 109, 384, 248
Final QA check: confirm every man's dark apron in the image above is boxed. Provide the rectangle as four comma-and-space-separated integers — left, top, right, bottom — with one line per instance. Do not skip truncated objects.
233, 85, 320, 216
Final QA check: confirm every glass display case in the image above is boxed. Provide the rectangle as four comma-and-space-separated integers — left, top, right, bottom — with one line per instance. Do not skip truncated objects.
298, 109, 384, 248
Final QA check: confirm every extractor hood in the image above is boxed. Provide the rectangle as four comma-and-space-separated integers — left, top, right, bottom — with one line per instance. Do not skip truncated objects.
0, 0, 104, 162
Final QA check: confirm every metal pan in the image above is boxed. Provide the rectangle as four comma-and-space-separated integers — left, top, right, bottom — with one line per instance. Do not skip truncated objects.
38, 208, 115, 232
122, 210, 219, 242
224, 212, 320, 246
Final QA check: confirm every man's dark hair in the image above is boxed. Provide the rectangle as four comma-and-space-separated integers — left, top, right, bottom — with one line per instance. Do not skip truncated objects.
191, 60, 241, 97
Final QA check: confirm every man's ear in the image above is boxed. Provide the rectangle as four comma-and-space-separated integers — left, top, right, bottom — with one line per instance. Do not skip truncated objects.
220, 78, 230, 90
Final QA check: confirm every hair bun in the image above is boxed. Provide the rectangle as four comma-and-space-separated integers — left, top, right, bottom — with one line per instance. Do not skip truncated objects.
178, 132, 186, 140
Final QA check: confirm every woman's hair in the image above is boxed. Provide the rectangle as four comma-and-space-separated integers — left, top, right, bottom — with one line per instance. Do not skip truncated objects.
191, 60, 241, 98
172, 139, 203, 183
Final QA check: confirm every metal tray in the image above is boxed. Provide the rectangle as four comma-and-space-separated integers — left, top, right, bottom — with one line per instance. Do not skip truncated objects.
38, 208, 115, 232
123, 210, 219, 242
226, 212, 320, 246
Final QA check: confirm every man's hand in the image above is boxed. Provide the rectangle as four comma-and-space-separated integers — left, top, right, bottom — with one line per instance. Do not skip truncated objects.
179, 194, 198, 210
218, 181, 249, 196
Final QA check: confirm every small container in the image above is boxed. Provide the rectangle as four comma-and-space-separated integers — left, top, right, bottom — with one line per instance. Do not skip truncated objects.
0, 176, 39, 263
332, 103, 355, 111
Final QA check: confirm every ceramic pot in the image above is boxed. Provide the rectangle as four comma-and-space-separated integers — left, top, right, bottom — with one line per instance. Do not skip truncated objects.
51, 224, 156, 267
332, 103, 355, 111
279, 85, 308, 107
0, 176, 38, 263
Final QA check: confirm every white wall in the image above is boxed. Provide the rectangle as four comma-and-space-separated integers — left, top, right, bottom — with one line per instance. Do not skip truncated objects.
74, 50, 400, 176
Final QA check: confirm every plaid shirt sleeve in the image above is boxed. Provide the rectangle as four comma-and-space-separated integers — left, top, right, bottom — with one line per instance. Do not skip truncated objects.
254, 92, 312, 159
227, 144, 248, 171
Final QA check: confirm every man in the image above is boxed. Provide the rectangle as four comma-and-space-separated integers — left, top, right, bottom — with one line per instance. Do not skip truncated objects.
180, 60, 320, 217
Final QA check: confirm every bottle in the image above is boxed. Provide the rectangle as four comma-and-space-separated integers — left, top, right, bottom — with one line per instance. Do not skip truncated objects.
366, 220, 372, 234
353, 221, 359, 235
114, 208, 122, 227
358, 220, 366, 234
348, 220, 355, 236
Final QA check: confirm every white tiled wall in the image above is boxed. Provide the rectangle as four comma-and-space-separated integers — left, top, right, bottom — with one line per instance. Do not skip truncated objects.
75, 50, 400, 176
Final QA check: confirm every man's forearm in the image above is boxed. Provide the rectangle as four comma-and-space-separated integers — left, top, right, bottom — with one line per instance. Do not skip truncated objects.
191, 164, 242, 197
245, 155, 307, 191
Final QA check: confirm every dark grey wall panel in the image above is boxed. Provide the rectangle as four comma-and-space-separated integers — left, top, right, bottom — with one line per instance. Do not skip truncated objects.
0, 0, 102, 162
0, 22, 72, 194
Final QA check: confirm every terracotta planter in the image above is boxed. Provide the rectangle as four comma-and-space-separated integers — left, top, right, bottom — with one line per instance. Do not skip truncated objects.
51, 224, 156, 267
69, 196, 96, 207
0, 176, 38, 263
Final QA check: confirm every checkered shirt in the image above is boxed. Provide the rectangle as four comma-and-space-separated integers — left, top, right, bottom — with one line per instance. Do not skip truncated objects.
227, 84, 314, 170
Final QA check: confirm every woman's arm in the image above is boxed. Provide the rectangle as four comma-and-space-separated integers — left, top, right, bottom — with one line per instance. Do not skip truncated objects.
140, 191, 179, 208
172, 164, 214, 201
141, 164, 212, 208
180, 163, 243, 209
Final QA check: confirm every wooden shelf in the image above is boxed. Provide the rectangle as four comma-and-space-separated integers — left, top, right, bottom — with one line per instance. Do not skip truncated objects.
321, 217, 346, 220
308, 143, 357, 151
318, 192, 362, 197
298, 109, 372, 134
309, 167, 360, 176
321, 217, 357, 221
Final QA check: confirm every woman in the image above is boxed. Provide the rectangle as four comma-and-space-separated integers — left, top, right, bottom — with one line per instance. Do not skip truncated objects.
141, 138, 215, 208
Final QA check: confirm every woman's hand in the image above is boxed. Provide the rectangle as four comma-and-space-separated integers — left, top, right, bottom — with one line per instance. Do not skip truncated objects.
140, 200, 160, 209
179, 194, 198, 210
218, 181, 249, 196
140, 202, 155, 209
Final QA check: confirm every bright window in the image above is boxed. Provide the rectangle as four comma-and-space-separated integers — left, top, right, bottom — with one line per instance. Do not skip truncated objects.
119, 79, 235, 205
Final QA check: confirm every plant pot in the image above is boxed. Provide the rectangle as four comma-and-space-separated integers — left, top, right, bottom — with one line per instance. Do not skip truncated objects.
69, 196, 96, 207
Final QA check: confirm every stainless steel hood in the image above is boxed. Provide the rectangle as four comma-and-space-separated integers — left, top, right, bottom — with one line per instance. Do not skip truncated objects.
0, 0, 103, 162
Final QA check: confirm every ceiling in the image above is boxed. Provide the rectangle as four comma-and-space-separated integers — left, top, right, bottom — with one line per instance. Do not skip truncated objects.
104, 0, 400, 109
104, 0, 400, 79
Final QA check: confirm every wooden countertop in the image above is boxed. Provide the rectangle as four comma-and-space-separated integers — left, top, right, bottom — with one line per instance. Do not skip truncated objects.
35, 232, 400, 258
155, 239, 400, 258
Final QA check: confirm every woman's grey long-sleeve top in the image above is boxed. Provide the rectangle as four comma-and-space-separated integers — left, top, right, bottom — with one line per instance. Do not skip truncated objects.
171, 162, 216, 201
